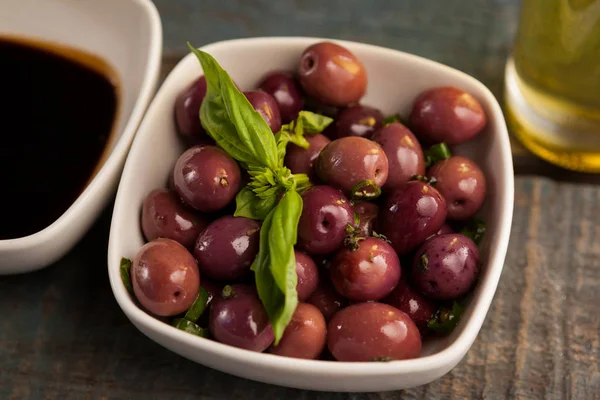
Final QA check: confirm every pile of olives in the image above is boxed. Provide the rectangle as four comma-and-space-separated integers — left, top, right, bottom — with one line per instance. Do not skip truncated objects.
125, 41, 488, 362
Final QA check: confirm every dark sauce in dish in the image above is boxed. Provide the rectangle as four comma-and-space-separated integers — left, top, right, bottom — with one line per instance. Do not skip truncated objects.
0, 36, 120, 240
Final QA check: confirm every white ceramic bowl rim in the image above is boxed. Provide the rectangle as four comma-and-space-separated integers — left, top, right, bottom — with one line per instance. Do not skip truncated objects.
108, 37, 514, 378
0, 0, 162, 251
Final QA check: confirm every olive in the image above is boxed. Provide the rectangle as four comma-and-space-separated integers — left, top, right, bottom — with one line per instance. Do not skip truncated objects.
193, 216, 260, 281
409, 86, 487, 145
382, 277, 438, 331
307, 276, 348, 321
244, 90, 282, 133
412, 233, 480, 300
436, 223, 454, 236
209, 284, 274, 352
173, 145, 241, 213
174, 76, 208, 142
316, 137, 388, 199
284, 133, 331, 180
379, 181, 447, 255
297, 185, 354, 255
141, 188, 208, 249
371, 123, 425, 191
295, 251, 319, 301
131, 238, 200, 317
352, 201, 379, 237
427, 156, 487, 221
329, 105, 384, 139
269, 303, 326, 359
330, 237, 401, 301
298, 42, 367, 107
258, 71, 304, 123
327, 302, 422, 361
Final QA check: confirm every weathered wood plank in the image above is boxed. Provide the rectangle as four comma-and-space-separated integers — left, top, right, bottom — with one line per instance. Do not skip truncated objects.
1, 177, 599, 399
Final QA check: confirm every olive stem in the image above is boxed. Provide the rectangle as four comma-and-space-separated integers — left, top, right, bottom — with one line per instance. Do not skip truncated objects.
221, 285, 235, 299
424, 142, 452, 167
350, 180, 382, 200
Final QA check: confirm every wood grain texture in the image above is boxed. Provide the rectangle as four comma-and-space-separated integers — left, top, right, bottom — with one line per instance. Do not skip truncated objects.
2, 1, 600, 398
1, 179, 598, 399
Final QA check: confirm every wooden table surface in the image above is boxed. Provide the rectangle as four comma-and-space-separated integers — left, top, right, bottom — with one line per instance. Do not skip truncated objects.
2, 1, 600, 399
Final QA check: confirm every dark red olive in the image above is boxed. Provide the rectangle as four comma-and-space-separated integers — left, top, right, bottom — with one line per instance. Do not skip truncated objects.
327, 302, 422, 361
209, 284, 274, 352
351, 201, 379, 237
173, 145, 241, 213
371, 122, 426, 191
284, 133, 331, 180
141, 188, 208, 249
410, 86, 487, 145
193, 216, 260, 281
412, 233, 480, 300
428, 156, 487, 221
329, 105, 384, 139
307, 276, 348, 321
174, 76, 208, 142
379, 181, 447, 255
382, 277, 438, 331
131, 238, 200, 317
298, 42, 367, 107
330, 237, 401, 301
269, 303, 327, 359
244, 90, 282, 133
258, 71, 304, 123
297, 185, 354, 255
295, 251, 319, 301
316, 137, 388, 199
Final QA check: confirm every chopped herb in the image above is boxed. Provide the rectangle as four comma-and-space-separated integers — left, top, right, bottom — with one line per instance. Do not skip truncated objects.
172, 318, 210, 338
120, 258, 133, 295
459, 218, 486, 246
183, 287, 210, 322
427, 301, 465, 335
424, 143, 452, 167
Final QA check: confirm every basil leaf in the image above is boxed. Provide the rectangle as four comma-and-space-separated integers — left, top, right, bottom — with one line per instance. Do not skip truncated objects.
120, 257, 133, 294
296, 111, 333, 134
187, 44, 278, 170
172, 318, 210, 338
234, 186, 277, 220
252, 191, 301, 344
459, 218, 486, 245
183, 287, 209, 322
424, 143, 452, 167
427, 301, 465, 334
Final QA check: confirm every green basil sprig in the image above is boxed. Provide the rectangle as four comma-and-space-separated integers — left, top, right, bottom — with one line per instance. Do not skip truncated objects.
187, 44, 326, 344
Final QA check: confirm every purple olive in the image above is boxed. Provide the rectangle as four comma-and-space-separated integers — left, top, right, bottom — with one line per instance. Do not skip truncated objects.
284, 133, 331, 180
141, 188, 208, 249
371, 123, 426, 191
244, 90, 282, 133
329, 105, 384, 139
382, 277, 438, 331
307, 276, 348, 321
352, 201, 379, 237
269, 303, 327, 359
174, 76, 208, 142
193, 216, 260, 281
316, 137, 389, 199
379, 181, 447, 255
330, 237, 401, 301
410, 86, 487, 145
131, 238, 200, 317
295, 251, 319, 301
297, 185, 354, 255
412, 233, 480, 300
209, 284, 274, 352
427, 156, 487, 221
327, 302, 422, 361
173, 145, 241, 213
298, 42, 367, 107
258, 71, 304, 123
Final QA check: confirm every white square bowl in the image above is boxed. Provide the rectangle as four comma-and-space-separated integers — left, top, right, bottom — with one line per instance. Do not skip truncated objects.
0, 0, 162, 274
107, 37, 514, 392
